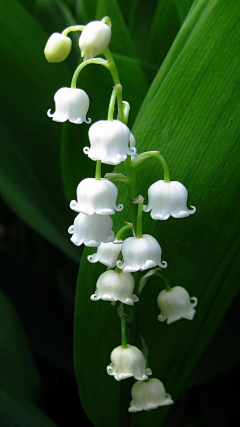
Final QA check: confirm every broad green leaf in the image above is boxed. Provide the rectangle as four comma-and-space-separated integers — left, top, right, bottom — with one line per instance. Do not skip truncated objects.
74, 1, 240, 426
74, 0, 97, 22
0, 290, 41, 402
134, 0, 218, 129
0, 0, 79, 262
145, 0, 181, 68
174, 0, 195, 23
0, 389, 58, 427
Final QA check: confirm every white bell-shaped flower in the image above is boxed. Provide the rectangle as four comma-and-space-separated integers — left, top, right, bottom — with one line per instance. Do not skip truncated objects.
68, 213, 114, 247
144, 180, 196, 220
47, 87, 91, 124
83, 120, 137, 165
107, 345, 152, 381
90, 270, 139, 305
70, 178, 123, 215
87, 240, 122, 267
79, 21, 111, 60
157, 286, 198, 324
44, 33, 72, 63
117, 234, 167, 273
128, 378, 173, 412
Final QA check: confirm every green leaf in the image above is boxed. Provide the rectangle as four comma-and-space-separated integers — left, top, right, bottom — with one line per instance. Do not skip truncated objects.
0, 290, 41, 402
74, 0, 240, 425
134, 0, 219, 129
0, 389, 58, 427
0, 0, 79, 262
173, 0, 195, 23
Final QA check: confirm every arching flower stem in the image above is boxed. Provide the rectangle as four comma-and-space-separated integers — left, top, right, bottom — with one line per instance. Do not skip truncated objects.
108, 84, 122, 121
155, 272, 171, 292
103, 47, 125, 123
71, 58, 109, 88
124, 156, 139, 233
62, 25, 84, 36
115, 223, 134, 240
132, 151, 170, 183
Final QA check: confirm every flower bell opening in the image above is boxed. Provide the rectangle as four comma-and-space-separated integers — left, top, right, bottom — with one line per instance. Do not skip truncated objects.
128, 378, 173, 412
47, 87, 91, 124
107, 345, 152, 381
157, 286, 198, 324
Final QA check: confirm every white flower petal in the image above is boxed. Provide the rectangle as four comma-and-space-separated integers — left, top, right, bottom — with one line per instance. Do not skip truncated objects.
87, 240, 122, 267
90, 270, 138, 305
157, 286, 198, 324
107, 345, 151, 381
68, 213, 114, 247
79, 21, 111, 60
128, 378, 173, 412
48, 87, 90, 124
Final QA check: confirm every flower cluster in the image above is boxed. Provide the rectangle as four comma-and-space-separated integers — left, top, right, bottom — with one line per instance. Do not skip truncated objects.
45, 17, 197, 415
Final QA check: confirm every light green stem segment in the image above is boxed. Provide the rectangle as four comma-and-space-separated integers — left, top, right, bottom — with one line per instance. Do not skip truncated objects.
115, 223, 133, 240
121, 313, 128, 348
71, 58, 109, 88
62, 25, 84, 36
108, 84, 122, 121
95, 160, 101, 180
135, 197, 144, 238
155, 272, 171, 292
133, 151, 170, 183
103, 47, 124, 122
124, 156, 139, 233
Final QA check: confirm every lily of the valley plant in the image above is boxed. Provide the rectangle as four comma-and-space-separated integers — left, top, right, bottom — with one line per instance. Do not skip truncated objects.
45, 17, 197, 415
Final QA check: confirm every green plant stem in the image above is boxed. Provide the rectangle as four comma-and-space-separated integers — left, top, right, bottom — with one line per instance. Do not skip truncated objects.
62, 25, 84, 36
136, 200, 143, 238
115, 224, 133, 240
108, 84, 122, 121
121, 313, 128, 348
133, 151, 170, 182
156, 272, 171, 292
95, 160, 101, 180
124, 156, 139, 233
103, 48, 124, 122
71, 58, 109, 88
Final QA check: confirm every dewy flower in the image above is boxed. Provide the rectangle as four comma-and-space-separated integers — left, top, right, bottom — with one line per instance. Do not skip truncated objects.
44, 33, 72, 63
70, 178, 123, 215
68, 213, 114, 247
87, 240, 122, 268
144, 180, 196, 220
157, 286, 198, 324
117, 234, 167, 273
79, 20, 111, 60
47, 87, 91, 124
90, 270, 139, 305
83, 120, 137, 165
128, 378, 173, 412
107, 345, 152, 381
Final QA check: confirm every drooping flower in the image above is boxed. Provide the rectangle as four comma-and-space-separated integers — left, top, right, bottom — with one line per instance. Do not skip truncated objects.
128, 378, 173, 412
157, 286, 198, 324
83, 120, 137, 165
70, 178, 123, 215
87, 240, 122, 267
144, 180, 196, 220
117, 234, 167, 273
90, 270, 139, 305
68, 213, 114, 247
107, 345, 152, 381
47, 87, 91, 124
79, 21, 111, 60
44, 33, 72, 63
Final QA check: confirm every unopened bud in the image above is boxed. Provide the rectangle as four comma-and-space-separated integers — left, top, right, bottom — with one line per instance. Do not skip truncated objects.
44, 33, 72, 63
79, 21, 111, 60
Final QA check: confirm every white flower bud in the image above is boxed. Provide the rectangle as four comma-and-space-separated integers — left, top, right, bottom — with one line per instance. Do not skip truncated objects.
144, 180, 196, 220
68, 213, 114, 247
157, 286, 198, 324
117, 234, 167, 273
44, 33, 72, 63
47, 87, 91, 124
128, 378, 173, 412
87, 240, 122, 268
90, 270, 139, 305
70, 178, 123, 215
79, 21, 111, 60
107, 345, 152, 381
83, 120, 137, 165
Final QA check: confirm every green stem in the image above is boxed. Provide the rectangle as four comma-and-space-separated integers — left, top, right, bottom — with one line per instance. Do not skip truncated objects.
62, 25, 84, 36
108, 84, 122, 121
71, 58, 109, 88
155, 272, 171, 292
95, 160, 101, 180
115, 224, 134, 240
103, 47, 124, 122
136, 199, 143, 238
121, 313, 128, 348
133, 151, 170, 183
124, 156, 139, 233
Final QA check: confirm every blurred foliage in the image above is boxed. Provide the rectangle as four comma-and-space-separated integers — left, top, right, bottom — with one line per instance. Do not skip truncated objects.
0, 0, 239, 426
